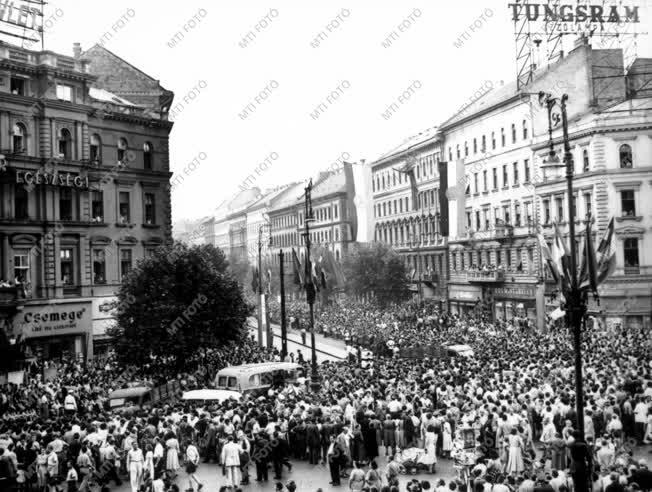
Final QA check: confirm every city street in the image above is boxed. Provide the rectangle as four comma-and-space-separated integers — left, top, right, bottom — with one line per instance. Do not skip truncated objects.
248, 319, 348, 362
107, 453, 459, 492
1, 3, 651, 492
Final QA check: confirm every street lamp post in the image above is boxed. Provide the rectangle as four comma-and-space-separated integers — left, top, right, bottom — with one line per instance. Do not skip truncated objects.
540, 92, 590, 492
258, 221, 273, 349
302, 179, 320, 393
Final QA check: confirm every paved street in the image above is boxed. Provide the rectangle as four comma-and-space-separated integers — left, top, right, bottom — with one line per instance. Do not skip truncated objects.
107, 453, 459, 492
106, 444, 652, 492
248, 319, 348, 362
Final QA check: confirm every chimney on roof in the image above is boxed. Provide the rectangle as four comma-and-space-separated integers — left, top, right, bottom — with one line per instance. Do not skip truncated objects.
73, 42, 82, 59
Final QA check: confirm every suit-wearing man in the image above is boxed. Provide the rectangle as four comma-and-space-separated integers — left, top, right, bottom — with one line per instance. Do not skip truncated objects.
220, 436, 242, 488
305, 420, 321, 465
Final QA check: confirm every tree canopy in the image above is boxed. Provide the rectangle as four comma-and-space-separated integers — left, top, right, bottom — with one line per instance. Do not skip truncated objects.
108, 243, 252, 370
342, 242, 410, 307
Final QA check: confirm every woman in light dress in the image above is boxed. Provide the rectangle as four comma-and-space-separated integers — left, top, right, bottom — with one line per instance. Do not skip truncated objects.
418, 424, 438, 473
165, 433, 180, 478
504, 428, 525, 474
36, 446, 48, 490
442, 420, 453, 458
144, 444, 155, 482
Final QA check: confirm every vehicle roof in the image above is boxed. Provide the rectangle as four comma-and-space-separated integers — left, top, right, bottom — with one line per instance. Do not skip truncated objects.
108, 386, 151, 398
216, 362, 301, 375
182, 389, 242, 401
445, 344, 473, 351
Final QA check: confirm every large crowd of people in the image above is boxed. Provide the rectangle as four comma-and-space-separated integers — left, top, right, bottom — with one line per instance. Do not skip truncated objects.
1, 299, 651, 492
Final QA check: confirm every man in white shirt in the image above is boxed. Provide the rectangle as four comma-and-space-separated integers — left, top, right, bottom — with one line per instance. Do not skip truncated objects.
64, 392, 77, 415
634, 397, 649, 444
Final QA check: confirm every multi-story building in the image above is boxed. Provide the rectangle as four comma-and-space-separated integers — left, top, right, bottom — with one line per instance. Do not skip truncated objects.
370, 129, 448, 302
533, 59, 652, 331
442, 38, 652, 329
0, 42, 173, 360
268, 163, 359, 292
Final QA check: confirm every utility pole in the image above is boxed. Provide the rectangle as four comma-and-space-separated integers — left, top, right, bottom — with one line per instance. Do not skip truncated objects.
302, 179, 320, 393
257, 226, 263, 346
279, 249, 288, 360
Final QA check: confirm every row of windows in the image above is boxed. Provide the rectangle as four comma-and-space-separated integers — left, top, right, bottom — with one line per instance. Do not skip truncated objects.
13, 185, 157, 225
372, 152, 440, 193
465, 159, 531, 195
270, 228, 345, 249
374, 188, 441, 219
451, 248, 536, 272
9, 76, 73, 102
10, 123, 155, 169
465, 200, 535, 231
374, 218, 440, 245
11, 246, 152, 288
272, 214, 297, 229
403, 253, 446, 275
449, 120, 530, 162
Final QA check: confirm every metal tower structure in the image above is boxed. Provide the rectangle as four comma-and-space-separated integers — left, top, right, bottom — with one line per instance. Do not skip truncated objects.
513, 0, 644, 91
513, 0, 536, 89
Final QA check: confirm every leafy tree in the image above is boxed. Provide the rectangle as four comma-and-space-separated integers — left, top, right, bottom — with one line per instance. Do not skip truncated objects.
227, 250, 252, 289
108, 243, 252, 370
342, 242, 410, 307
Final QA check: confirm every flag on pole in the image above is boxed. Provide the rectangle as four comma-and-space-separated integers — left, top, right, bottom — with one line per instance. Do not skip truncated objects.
580, 217, 599, 294
291, 249, 304, 286
596, 217, 616, 284
322, 248, 346, 289
394, 154, 419, 211
536, 230, 560, 284
551, 221, 571, 289
251, 266, 259, 293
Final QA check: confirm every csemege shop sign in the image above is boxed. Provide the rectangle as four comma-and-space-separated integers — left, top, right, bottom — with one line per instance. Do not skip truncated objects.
18, 302, 91, 338
16, 170, 89, 189
509, 3, 640, 24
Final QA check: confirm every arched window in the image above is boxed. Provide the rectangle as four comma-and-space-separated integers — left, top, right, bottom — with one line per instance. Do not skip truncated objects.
12, 123, 26, 153
117, 138, 128, 162
143, 142, 153, 169
619, 144, 632, 168
58, 128, 72, 159
90, 134, 102, 162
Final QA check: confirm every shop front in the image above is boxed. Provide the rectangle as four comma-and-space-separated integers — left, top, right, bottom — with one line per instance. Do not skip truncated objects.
92, 296, 119, 356
14, 300, 93, 361
492, 284, 538, 325
587, 285, 652, 331
448, 284, 483, 316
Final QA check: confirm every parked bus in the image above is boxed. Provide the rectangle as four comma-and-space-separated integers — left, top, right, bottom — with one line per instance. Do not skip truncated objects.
214, 362, 304, 395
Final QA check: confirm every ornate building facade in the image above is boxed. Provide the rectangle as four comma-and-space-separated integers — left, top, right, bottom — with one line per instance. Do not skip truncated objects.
370, 129, 448, 302
0, 42, 173, 360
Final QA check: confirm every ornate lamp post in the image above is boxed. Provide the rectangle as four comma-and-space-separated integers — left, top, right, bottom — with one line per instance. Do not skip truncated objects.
302, 179, 320, 392
539, 91, 590, 492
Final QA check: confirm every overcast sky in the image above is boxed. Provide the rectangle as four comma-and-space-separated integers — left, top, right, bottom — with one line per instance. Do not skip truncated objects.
37, 0, 652, 222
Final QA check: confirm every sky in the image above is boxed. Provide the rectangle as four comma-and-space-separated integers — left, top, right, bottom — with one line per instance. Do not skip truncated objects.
21, 0, 652, 222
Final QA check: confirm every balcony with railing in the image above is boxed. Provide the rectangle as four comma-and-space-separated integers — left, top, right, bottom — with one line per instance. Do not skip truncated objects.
467, 270, 505, 283
0, 286, 28, 308
422, 273, 440, 284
